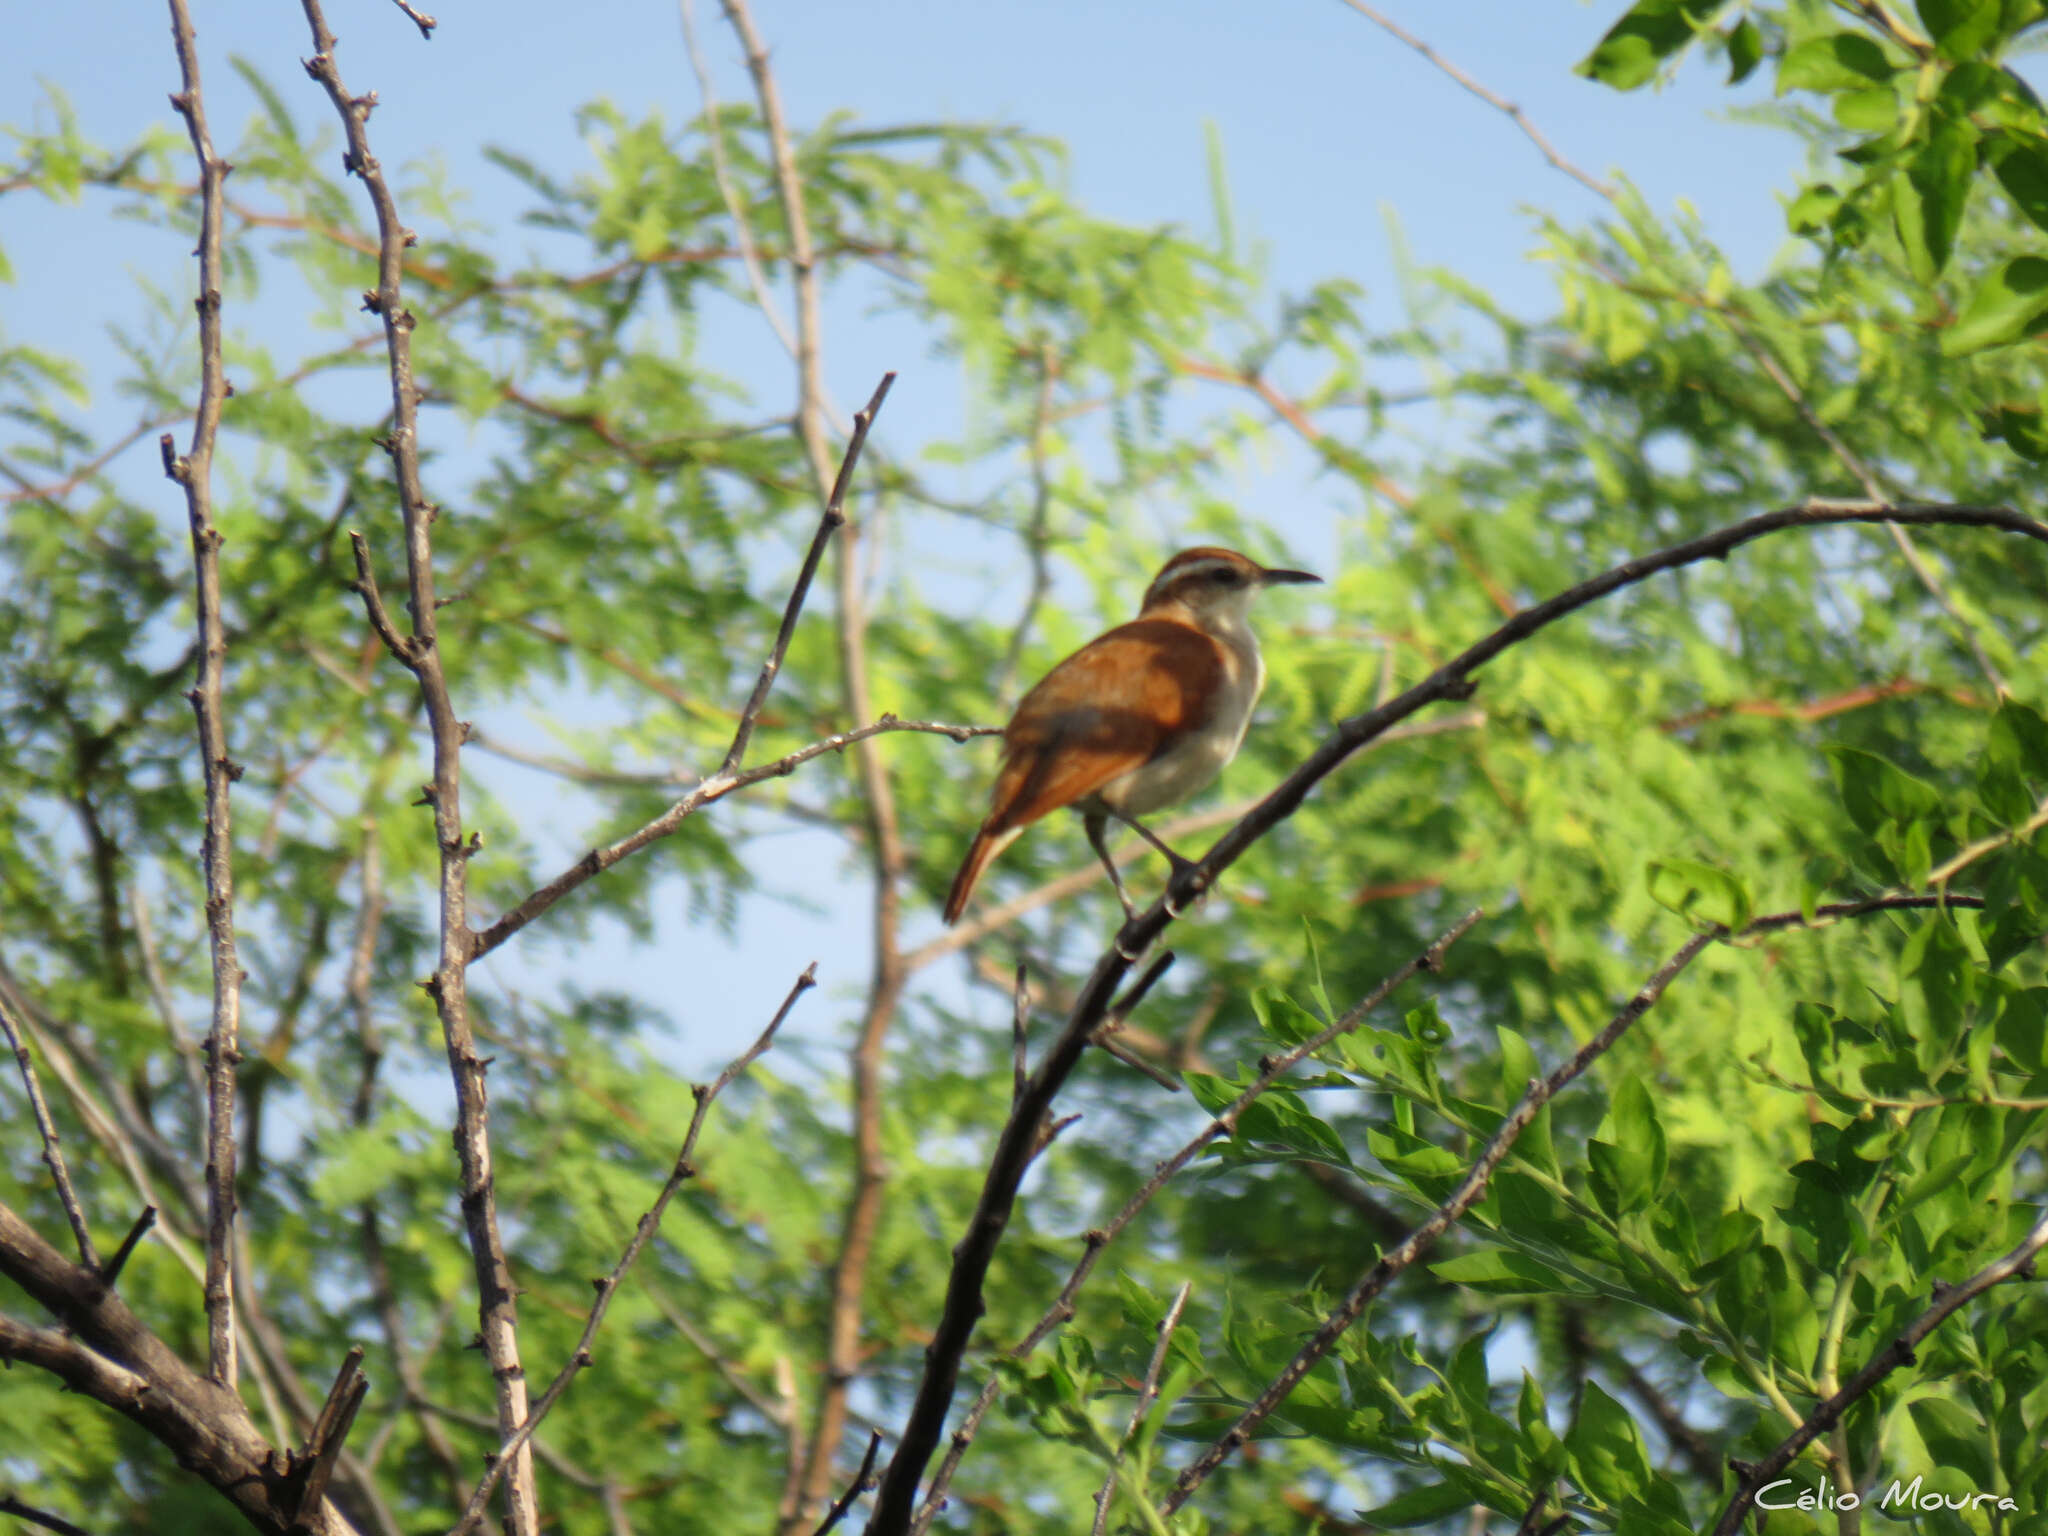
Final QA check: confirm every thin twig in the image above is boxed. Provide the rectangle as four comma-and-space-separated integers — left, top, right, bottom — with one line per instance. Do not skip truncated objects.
812, 1431, 884, 1536
1158, 896, 1996, 1515
1713, 1202, 2048, 1535
0, 991, 100, 1270
908, 913, 1480, 1533
709, 9, 907, 1517
677, 0, 799, 359
471, 377, 907, 963
386, 0, 436, 39
1090, 1280, 1191, 1536
100, 1206, 157, 1290
1724, 316, 2009, 695
448, 965, 815, 1536
871, 502, 2048, 1536
163, 0, 243, 1393
294, 3, 539, 1527
0, 1492, 93, 1536
1337, 1, 1615, 199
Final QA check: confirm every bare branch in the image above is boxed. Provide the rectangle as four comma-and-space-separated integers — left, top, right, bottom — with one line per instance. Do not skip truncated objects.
723, 373, 896, 775
873, 503, 2048, 1535
1090, 1280, 1191, 1536
908, 913, 1481, 1533
293, 1, 537, 1525
386, 0, 436, 39
1338, 1, 1613, 198
1711, 1206, 2048, 1536
448, 965, 815, 1536
99, 1206, 156, 1291
677, 0, 799, 359
163, 0, 244, 1394
705, 12, 906, 1515
0, 1491, 93, 1536
0, 1203, 362, 1535
812, 1431, 884, 1536
470, 379, 915, 964
0, 990, 100, 1270
287, 1347, 370, 1527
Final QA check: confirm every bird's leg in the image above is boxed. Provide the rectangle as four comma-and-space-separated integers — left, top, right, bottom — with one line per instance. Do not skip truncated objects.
1106, 810, 1201, 917
1083, 811, 1138, 922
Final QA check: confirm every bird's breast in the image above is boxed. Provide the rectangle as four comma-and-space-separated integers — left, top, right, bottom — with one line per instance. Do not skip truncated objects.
1097, 627, 1262, 816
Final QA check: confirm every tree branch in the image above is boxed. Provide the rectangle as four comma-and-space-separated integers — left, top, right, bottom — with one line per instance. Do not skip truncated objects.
1090, 1279, 1191, 1536
293, 3, 538, 1527
162, 0, 244, 1393
868, 501, 2048, 1534
1157, 897, 1991, 1515
908, 913, 1482, 1532
0, 1202, 362, 1535
0, 990, 100, 1270
1710, 1206, 2048, 1536
469, 375, 905, 964
448, 965, 815, 1536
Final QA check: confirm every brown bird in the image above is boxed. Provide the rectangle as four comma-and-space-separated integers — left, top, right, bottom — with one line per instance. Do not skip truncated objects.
944, 546, 1320, 925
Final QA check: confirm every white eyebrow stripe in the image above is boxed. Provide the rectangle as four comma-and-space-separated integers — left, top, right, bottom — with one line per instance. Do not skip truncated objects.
1160, 557, 1240, 585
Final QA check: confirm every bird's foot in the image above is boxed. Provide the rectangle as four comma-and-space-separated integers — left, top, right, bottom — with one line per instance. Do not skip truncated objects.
1162, 860, 1206, 920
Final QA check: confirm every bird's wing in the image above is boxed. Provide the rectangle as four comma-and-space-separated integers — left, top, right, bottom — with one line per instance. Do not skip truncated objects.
983, 618, 1223, 833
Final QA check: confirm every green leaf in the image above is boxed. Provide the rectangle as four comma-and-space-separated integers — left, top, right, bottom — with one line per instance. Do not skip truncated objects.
1915, 0, 2006, 57
1942, 255, 2048, 354
1358, 1482, 1477, 1528
1647, 858, 1753, 929
1990, 134, 2048, 232
1430, 1249, 1589, 1296
1894, 120, 1978, 278
1726, 17, 1764, 83
1908, 1397, 1995, 1484
1567, 1382, 1653, 1505
1577, 0, 1733, 90
1826, 747, 1943, 835
1777, 32, 1897, 95
1979, 401, 2048, 459
1787, 182, 1846, 235
1608, 1075, 1670, 1202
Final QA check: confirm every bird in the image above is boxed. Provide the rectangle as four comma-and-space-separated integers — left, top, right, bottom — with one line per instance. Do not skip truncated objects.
944, 546, 1320, 926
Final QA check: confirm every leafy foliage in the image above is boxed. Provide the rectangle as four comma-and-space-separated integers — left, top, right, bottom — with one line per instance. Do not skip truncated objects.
0, 5, 2045, 1535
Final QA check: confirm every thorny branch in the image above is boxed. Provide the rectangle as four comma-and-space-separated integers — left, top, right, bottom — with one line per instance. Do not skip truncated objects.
1090, 1279, 1191, 1536
0, 990, 99, 1270
1158, 896, 1987, 1516
1711, 1204, 2048, 1536
294, 1, 539, 1528
469, 372, 902, 962
162, 0, 245, 1394
865, 501, 2048, 1534
908, 912, 1481, 1533
448, 965, 816, 1536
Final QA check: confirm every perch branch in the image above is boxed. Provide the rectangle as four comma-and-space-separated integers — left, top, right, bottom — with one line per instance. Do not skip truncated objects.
867, 501, 2048, 1534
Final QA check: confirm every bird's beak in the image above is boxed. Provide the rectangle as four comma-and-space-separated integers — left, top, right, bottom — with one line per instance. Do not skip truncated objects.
1258, 565, 1322, 586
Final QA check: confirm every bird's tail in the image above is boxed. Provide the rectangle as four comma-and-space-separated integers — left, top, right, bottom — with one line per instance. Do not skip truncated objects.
943, 823, 1021, 925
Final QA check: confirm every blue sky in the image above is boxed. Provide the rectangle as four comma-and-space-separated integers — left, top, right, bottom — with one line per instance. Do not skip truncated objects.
3, 1, 1803, 1069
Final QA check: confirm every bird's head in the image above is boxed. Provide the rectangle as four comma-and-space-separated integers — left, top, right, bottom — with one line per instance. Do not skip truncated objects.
1139, 546, 1321, 624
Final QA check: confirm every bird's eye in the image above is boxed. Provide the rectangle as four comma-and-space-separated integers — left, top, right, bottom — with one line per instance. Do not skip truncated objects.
1212, 568, 1244, 586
